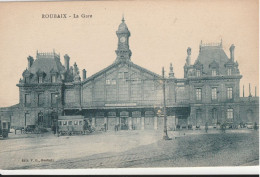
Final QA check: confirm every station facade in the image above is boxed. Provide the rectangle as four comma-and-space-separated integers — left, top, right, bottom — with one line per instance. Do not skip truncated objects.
1, 18, 259, 131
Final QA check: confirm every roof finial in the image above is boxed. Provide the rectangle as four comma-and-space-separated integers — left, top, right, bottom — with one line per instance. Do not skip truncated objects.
220, 38, 223, 47
122, 14, 125, 23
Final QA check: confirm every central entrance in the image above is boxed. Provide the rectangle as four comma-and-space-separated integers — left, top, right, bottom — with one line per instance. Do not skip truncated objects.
120, 111, 129, 130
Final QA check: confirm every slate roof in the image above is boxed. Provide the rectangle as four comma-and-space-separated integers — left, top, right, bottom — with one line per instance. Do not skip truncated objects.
194, 45, 231, 75
117, 17, 129, 33
29, 54, 66, 74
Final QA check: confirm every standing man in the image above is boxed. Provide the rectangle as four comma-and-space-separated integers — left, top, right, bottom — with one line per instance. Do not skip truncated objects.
205, 122, 208, 133
104, 123, 107, 132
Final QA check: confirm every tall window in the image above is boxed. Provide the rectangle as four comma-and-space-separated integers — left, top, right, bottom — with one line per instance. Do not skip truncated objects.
227, 68, 232, 76
106, 79, 111, 85
51, 93, 57, 105
196, 70, 201, 77
212, 69, 216, 76
25, 94, 31, 105
227, 87, 233, 99
196, 88, 202, 101
38, 93, 44, 106
51, 75, 56, 83
211, 88, 217, 100
227, 108, 233, 121
38, 76, 43, 83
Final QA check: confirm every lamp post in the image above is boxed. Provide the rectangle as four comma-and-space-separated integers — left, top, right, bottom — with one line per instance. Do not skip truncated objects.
162, 67, 170, 140
55, 93, 59, 137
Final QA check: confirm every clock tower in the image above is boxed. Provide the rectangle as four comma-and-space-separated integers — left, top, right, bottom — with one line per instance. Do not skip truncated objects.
115, 17, 132, 62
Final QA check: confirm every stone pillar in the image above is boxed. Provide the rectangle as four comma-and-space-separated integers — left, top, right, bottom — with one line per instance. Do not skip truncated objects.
128, 117, 132, 130
91, 117, 96, 127
141, 117, 145, 130
154, 116, 158, 130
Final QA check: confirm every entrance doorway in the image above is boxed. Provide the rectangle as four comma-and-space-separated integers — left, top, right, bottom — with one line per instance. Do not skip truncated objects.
120, 111, 129, 130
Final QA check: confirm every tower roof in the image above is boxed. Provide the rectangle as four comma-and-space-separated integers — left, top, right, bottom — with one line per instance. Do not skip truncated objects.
29, 51, 65, 74
117, 17, 129, 33
194, 41, 230, 75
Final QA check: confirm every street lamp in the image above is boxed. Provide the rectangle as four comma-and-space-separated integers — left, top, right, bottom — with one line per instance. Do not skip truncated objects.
162, 67, 170, 140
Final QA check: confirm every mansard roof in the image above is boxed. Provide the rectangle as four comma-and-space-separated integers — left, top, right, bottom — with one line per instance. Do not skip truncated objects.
194, 42, 230, 75
29, 52, 66, 75
82, 60, 162, 84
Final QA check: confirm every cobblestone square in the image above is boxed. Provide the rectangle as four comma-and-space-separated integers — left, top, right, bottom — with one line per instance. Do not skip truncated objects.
0, 129, 258, 169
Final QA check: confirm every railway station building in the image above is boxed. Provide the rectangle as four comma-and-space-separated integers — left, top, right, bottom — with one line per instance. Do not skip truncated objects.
1, 18, 259, 131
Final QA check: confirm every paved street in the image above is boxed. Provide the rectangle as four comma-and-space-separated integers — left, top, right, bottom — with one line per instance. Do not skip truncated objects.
0, 129, 258, 169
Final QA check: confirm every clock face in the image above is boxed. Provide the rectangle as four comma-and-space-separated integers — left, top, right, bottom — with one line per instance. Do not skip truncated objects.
120, 37, 126, 43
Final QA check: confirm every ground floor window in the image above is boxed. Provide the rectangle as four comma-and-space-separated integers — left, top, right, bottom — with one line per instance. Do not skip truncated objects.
227, 108, 233, 122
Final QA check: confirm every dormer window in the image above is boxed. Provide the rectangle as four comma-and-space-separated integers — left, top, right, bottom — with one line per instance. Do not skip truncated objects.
38, 76, 43, 83
25, 77, 29, 83
212, 69, 217, 76
196, 70, 201, 77
51, 75, 56, 83
227, 68, 232, 76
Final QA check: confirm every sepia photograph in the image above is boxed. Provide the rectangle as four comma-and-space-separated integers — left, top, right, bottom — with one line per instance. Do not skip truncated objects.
0, 0, 259, 175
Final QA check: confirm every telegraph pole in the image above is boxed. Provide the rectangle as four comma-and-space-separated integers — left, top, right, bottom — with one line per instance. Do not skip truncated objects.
162, 67, 170, 140
55, 93, 59, 137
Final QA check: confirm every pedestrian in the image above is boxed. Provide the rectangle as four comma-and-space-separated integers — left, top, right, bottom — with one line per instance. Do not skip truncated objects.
253, 122, 258, 130
104, 123, 107, 132
205, 122, 208, 133
52, 125, 56, 135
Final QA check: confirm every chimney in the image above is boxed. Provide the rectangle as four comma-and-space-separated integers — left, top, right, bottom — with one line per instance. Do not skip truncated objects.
186, 47, 191, 66
243, 85, 244, 97
64, 54, 70, 71
27, 56, 34, 69
229, 44, 235, 61
82, 69, 87, 80
249, 83, 252, 97
255, 86, 257, 97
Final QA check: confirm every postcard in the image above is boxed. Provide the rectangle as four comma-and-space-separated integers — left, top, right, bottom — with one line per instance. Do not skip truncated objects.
0, 0, 259, 175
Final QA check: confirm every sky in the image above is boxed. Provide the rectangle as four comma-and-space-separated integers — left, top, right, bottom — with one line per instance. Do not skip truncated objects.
0, 0, 258, 107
